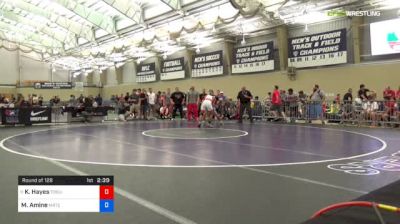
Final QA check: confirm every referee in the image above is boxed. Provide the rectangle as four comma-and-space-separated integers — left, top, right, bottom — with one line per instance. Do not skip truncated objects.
237, 86, 253, 123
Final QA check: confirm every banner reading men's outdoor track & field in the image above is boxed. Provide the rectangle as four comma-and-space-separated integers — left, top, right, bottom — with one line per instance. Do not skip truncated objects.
232, 41, 274, 73
161, 57, 185, 80
192, 51, 223, 78
288, 29, 347, 68
136, 62, 156, 83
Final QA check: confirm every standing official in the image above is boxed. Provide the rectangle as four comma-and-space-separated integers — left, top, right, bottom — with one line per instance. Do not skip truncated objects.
170, 87, 185, 119
237, 86, 253, 123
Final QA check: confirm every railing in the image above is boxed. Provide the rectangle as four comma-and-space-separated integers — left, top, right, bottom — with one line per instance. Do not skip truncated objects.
256, 100, 400, 127
1, 100, 399, 127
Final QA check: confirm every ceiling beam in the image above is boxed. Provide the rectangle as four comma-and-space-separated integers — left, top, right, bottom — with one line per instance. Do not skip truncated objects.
0, 9, 77, 49
102, 0, 145, 26
160, 0, 182, 11
52, 0, 116, 34
0, 21, 63, 48
1, 0, 96, 42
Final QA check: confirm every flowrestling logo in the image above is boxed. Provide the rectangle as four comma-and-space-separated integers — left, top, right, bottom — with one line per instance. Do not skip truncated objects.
328, 151, 400, 175
327, 10, 381, 17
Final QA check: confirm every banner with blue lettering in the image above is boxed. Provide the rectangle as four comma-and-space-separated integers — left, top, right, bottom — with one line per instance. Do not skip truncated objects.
161, 57, 185, 80
136, 62, 156, 83
288, 29, 347, 68
192, 51, 223, 78
232, 41, 274, 73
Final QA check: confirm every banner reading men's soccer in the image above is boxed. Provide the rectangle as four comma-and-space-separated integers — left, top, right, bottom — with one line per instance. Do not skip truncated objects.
232, 41, 274, 73
192, 51, 223, 78
161, 57, 185, 80
136, 62, 156, 83
288, 29, 347, 68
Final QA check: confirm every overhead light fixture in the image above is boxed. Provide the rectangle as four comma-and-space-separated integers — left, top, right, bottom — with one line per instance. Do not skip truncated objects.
211, 25, 216, 33
52, 66, 56, 72
163, 52, 167, 60
241, 34, 246, 45
304, 23, 309, 33
195, 46, 200, 54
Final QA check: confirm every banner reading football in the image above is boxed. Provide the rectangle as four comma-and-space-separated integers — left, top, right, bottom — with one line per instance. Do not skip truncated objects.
161, 57, 185, 80
232, 41, 274, 73
192, 51, 223, 78
288, 29, 347, 68
136, 62, 156, 83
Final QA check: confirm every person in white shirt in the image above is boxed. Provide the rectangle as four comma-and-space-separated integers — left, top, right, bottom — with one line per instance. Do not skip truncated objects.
147, 88, 156, 119
198, 89, 222, 128
362, 91, 380, 126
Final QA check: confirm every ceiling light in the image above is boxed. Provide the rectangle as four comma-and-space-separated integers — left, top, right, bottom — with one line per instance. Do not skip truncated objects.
304, 23, 309, 33
195, 47, 200, 54
163, 52, 167, 60
241, 35, 246, 45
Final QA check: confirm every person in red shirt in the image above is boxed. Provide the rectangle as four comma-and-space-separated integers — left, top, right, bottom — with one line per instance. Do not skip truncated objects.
396, 86, 400, 100
383, 86, 395, 101
271, 85, 285, 121
382, 96, 396, 124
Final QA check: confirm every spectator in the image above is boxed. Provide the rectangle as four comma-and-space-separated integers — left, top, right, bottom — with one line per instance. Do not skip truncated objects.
117, 98, 127, 122
286, 88, 299, 122
130, 89, 141, 119
140, 89, 148, 120
170, 87, 185, 119
309, 84, 325, 124
396, 86, 400, 100
95, 94, 103, 106
237, 86, 253, 123
186, 86, 199, 122
362, 91, 379, 126
358, 84, 369, 102
382, 95, 397, 125
342, 88, 353, 122
38, 94, 43, 106
148, 88, 156, 119
271, 85, 284, 121
383, 86, 395, 101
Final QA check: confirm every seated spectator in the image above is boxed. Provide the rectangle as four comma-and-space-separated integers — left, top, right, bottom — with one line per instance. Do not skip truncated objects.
382, 96, 397, 125
362, 91, 380, 126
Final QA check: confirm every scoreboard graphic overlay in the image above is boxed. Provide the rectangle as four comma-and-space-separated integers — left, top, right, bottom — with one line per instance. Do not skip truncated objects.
18, 176, 114, 213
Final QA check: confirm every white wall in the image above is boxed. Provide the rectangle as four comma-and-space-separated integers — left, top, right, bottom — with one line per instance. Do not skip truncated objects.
0, 49, 19, 84
122, 61, 135, 83
20, 55, 50, 81
52, 69, 70, 82
0, 49, 53, 84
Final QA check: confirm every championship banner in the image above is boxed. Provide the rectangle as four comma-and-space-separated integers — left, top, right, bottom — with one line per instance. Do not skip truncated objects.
192, 51, 223, 78
288, 29, 347, 68
161, 57, 185, 80
34, 82, 72, 89
232, 41, 274, 73
136, 62, 156, 83
1, 108, 51, 125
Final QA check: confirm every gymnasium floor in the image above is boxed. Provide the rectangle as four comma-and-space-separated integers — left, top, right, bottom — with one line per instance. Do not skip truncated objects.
0, 121, 399, 224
